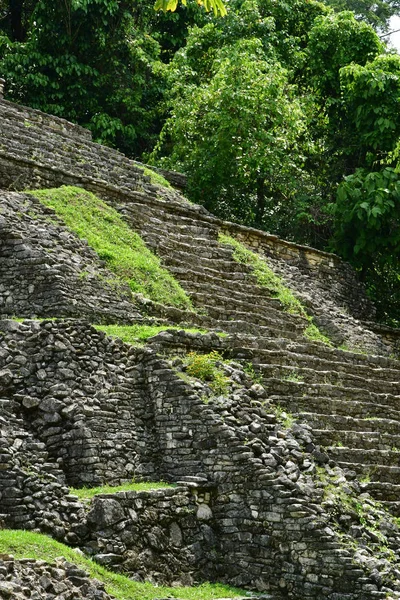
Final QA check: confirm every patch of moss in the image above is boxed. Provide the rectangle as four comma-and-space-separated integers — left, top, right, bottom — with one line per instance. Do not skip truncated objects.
29, 186, 193, 310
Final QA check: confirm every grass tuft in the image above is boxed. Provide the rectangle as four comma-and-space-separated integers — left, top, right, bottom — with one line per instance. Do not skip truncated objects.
29, 186, 193, 310
70, 481, 174, 500
142, 166, 172, 188
219, 233, 332, 346
0, 530, 246, 600
95, 324, 209, 345
185, 351, 229, 395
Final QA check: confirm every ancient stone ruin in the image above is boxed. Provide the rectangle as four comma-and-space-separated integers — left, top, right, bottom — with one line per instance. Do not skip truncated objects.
1, 94, 400, 599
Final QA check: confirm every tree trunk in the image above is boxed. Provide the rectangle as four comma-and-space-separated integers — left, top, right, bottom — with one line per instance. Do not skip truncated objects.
255, 177, 266, 227
10, 0, 25, 41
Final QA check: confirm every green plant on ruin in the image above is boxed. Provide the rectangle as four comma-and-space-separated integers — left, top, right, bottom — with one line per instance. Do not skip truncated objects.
243, 361, 264, 385
95, 324, 209, 347
0, 530, 245, 600
282, 370, 303, 383
70, 481, 174, 501
304, 323, 332, 346
29, 186, 193, 311
141, 166, 172, 189
274, 404, 295, 428
185, 351, 229, 395
219, 233, 332, 346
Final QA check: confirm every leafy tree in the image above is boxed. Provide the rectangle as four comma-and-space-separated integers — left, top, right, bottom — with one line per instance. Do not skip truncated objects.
333, 167, 400, 324
306, 11, 383, 100
321, 0, 400, 30
152, 37, 309, 232
340, 54, 400, 162
0, 0, 163, 155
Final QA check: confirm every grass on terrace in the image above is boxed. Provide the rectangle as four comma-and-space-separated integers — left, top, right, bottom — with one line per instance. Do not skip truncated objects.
0, 530, 246, 600
70, 480, 174, 500
29, 186, 193, 310
95, 323, 209, 345
219, 233, 332, 346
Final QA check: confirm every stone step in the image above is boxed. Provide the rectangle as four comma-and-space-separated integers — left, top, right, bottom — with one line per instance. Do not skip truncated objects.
194, 304, 305, 335
137, 215, 217, 241
327, 446, 400, 468
181, 279, 285, 309
156, 236, 231, 257
285, 394, 400, 422
230, 334, 400, 370
257, 362, 400, 395
267, 381, 400, 412
167, 263, 252, 286
123, 212, 220, 247
336, 461, 400, 484
190, 293, 304, 331
245, 346, 400, 382
302, 414, 400, 437
380, 500, 400, 516
162, 252, 253, 276
361, 480, 400, 502
205, 319, 301, 340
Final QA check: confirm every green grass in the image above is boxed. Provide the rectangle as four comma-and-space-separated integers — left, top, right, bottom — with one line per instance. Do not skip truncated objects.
70, 481, 174, 500
142, 166, 172, 189
0, 530, 246, 600
29, 186, 193, 310
219, 233, 307, 316
95, 324, 209, 345
184, 350, 229, 395
304, 323, 332, 346
219, 233, 332, 346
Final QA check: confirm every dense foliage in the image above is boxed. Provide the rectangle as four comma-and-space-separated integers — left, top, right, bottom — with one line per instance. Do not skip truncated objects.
1, 0, 400, 323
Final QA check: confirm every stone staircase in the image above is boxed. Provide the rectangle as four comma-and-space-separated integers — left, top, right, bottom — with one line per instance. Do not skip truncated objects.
4, 95, 400, 597
104, 193, 400, 517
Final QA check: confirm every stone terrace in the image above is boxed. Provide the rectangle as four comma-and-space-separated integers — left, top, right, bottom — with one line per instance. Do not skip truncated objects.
2, 95, 400, 599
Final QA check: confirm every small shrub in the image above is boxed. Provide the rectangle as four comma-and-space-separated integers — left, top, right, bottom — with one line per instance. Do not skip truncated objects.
185, 351, 229, 395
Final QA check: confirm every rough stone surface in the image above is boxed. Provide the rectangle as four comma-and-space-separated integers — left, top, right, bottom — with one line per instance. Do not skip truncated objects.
1, 94, 400, 600
0, 556, 114, 600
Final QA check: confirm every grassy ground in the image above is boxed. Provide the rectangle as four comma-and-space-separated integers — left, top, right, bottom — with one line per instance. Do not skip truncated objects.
70, 481, 174, 500
95, 323, 209, 345
29, 186, 193, 310
141, 166, 172, 189
219, 233, 332, 346
0, 531, 247, 600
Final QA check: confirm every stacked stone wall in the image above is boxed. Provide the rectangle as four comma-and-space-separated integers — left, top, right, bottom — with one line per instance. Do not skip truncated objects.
80, 486, 217, 585
2, 319, 399, 598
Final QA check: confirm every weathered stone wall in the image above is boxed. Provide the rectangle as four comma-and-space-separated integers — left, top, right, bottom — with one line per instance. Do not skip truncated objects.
2, 319, 400, 597
0, 319, 163, 487
80, 485, 217, 586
